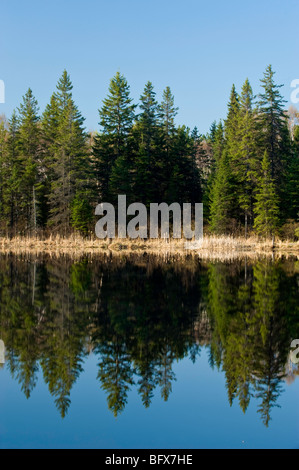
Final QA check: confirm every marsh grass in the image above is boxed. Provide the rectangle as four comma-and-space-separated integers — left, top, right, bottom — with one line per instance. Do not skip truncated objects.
0, 234, 298, 260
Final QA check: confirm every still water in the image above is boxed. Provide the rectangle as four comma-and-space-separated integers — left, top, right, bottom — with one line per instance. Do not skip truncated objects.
0, 253, 298, 449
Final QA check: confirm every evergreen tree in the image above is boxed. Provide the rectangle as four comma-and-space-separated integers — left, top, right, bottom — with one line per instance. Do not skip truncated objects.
159, 86, 178, 200
257, 65, 288, 182
203, 121, 225, 222
41, 95, 60, 180
159, 86, 178, 139
4, 112, 21, 234
209, 150, 235, 234
189, 127, 203, 205
46, 71, 92, 234
234, 79, 258, 237
209, 121, 217, 144
281, 124, 299, 221
93, 72, 136, 202
134, 81, 161, 204
17, 89, 41, 234
211, 121, 225, 165
0, 117, 8, 231
170, 125, 201, 205
253, 152, 280, 238
225, 84, 240, 147
223, 84, 241, 224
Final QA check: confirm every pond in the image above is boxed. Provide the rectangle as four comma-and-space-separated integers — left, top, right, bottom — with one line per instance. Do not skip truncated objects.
0, 253, 298, 449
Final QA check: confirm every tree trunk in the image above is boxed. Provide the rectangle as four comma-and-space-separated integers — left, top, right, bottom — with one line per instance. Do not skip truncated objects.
32, 185, 37, 236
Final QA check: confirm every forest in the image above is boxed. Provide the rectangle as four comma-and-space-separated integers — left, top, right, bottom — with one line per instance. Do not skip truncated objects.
0, 65, 298, 240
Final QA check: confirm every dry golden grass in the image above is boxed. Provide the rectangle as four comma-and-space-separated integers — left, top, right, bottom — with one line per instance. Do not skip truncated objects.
0, 234, 298, 260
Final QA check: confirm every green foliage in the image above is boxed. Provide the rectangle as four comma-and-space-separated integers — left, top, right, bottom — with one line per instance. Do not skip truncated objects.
70, 192, 93, 234
0, 65, 297, 238
43, 71, 93, 233
253, 152, 280, 238
209, 150, 235, 234
257, 65, 288, 182
93, 72, 136, 202
234, 79, 258, 235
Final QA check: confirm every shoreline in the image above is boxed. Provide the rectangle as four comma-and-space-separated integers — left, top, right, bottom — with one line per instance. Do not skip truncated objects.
0, 235, 298, 260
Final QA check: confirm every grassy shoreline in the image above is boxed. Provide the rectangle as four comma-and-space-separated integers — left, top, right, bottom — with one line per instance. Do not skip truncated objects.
0, 235, 298, 260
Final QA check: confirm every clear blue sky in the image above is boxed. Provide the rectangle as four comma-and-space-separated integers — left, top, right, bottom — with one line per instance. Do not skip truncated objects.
0, 0, 298, 134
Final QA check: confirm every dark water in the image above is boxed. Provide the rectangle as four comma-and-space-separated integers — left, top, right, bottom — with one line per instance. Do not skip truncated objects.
0, 253, 298, 449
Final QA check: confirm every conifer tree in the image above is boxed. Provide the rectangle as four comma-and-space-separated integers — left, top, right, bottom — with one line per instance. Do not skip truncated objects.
209, 150, 235, 234
170, 125, 201, 205
0, 117, 8, 231
290, 126, 299, 219
134, 81, 161, 204
159, 87, 178, 200
209, 121, 217, 144
253, 152, 280, 238
257, 65, 288, 181
225, 84, 240, 156
41, 94, 59, 180
234, 79, 258, 237
46, 71, 92, 234
93, 72, 136, 202
159, 86, 178, 147
189, 127, 203, 205
17, 89, 41, 234
4, 112, 21, 234
280, 124, 299, 221
40, 95, 60, 226
223, 85, 241, 224
204, 121, 225, 222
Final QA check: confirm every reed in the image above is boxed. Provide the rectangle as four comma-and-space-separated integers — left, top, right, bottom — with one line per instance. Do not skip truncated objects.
0, 234, 298, 259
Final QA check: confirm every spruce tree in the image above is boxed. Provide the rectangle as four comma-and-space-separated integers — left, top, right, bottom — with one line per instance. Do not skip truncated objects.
257, 65, 288, 181
189, 127, 203, 205
223, 85, 242, 224
159, 86, 178, 146
212, 121, 225, 164
204, 121, 225, 222
234, 79, 258, 237
93, 72, 136, 202
159, 86, 178, 201
170, 125, 201, 205
225, 84, 240, 157
253, 152, 279, 238
46, 71, 92, 234
209, 150, 235, 234
134, 81, 161, 204
17, 89, 41, 234
280, 124, 299, 221
4, 112, 21, 234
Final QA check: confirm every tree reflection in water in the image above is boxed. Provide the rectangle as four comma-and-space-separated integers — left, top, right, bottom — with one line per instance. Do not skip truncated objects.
0, 253, 298, 425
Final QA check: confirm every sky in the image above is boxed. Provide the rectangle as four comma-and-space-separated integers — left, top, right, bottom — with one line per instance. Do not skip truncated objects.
0, 0, 298, 134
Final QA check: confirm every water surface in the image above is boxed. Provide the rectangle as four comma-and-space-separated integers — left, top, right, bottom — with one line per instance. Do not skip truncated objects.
0, 254, 298, 448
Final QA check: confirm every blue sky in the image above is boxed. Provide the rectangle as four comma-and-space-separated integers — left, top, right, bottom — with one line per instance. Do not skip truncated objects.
0, 0, 298, 133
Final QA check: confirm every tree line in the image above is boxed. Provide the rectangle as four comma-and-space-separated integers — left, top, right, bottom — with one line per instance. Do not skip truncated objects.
0, 65, 298, 238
